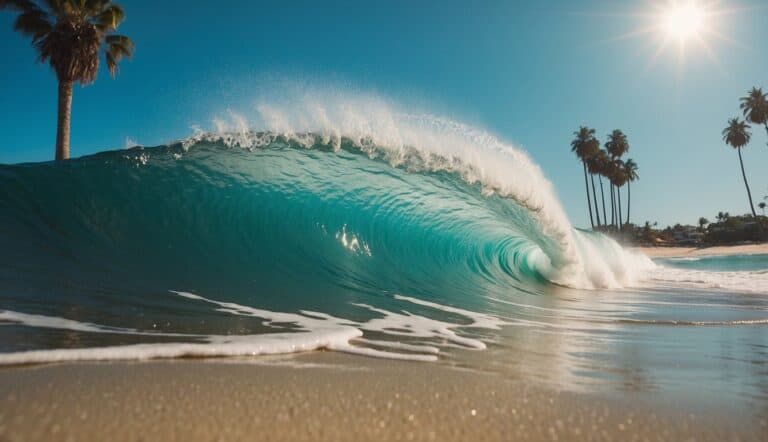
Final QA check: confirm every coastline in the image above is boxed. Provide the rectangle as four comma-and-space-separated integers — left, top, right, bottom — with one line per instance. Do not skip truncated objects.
634, 243, 768, 258
0, 353, 763, 442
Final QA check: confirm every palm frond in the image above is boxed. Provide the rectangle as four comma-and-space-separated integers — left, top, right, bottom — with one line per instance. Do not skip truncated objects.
623, 158, 639, 181
93, 3, 123, 31
84, 0, 109, 14
13, 8, 53, 42
104, 33, 132, 76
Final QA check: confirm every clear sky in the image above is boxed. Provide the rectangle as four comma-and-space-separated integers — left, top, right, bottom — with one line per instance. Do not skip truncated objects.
1, 0, 767, 228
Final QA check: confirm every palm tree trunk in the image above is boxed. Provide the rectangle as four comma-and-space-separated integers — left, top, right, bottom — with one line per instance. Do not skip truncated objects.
583, 162, 595, 229
55, 80, 73, 161
625, 181, 631, 226
599, 177, 607, 226
737, 148, 757, 217
610, 184, 616, 228
590, 174, 601, 227
616, 186, 621, 231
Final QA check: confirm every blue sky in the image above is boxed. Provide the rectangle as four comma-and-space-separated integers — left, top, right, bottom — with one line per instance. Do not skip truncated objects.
1, 0, 767, 228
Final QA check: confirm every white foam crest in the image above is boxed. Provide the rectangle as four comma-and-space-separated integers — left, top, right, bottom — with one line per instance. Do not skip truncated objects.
190, 91, 648, 289
0, 291, 505, 366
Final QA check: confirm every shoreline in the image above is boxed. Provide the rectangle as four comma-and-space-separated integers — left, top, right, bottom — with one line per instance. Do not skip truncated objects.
633, 243, 768, 258
0, 353, 763, 441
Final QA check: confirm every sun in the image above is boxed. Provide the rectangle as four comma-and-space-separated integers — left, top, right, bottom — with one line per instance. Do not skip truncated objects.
661, 1, 707, 42
588, 0, 754, 71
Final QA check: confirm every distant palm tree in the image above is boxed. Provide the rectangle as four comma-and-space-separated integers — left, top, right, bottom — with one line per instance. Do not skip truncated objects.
759, 202, 767, 216
740, 87, 768, 143
571, 127, 601, 229
623, 158, 639, 226
722, 118, 757, 218
605, 130, 629, 228
0, 0, 134, 160
698, 217, 709, 231
605, 130, 629, 158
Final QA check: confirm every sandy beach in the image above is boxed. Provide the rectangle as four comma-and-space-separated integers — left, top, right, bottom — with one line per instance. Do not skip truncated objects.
635, 243, 768, 258
0, 353, 764, 442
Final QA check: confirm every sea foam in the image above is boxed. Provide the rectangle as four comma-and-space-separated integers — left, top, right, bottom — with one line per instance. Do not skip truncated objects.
0, 291, 506, 366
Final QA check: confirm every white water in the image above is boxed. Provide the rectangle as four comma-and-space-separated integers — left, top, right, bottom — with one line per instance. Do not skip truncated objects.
647, 266, 768, 294
0, 291, 506, 366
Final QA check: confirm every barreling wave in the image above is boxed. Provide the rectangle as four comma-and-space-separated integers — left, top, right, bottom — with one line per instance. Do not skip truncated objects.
1, 98, 652, 294
192, 96, 655, 289
0, 97, 665, 365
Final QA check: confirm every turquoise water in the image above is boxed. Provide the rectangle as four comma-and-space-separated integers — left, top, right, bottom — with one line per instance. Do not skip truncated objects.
658, 254, 768, 272
0, 127, 766, 415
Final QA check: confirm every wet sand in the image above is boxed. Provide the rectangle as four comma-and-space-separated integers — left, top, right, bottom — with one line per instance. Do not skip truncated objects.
636, 243, 768, 258
0, 353, 763, 442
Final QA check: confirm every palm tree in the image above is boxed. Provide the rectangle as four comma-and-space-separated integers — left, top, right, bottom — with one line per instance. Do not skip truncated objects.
605, 129, 629, 159
722, 118, 757, 218
605, 130, 629, 228
698, 217, 709, 231
0, 0, 134, 160
759, 202, 767, 216
622, 159, 639, 226
740, 87, 768, 144
571, 127, 601, 229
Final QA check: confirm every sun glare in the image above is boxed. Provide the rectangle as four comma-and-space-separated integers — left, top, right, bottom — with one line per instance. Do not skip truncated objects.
662, 1, 706, 42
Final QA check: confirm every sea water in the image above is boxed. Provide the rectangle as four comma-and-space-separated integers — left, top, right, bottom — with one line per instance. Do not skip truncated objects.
0, 99, 765, 416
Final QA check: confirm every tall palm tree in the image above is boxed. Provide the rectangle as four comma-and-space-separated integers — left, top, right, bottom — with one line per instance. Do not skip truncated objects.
0, 0, 134, 160
605, 130, 629, 229
740, 87, 768, 144
571, 126, 600, 229
623, 158, 639, 226
722, 118, 757, 218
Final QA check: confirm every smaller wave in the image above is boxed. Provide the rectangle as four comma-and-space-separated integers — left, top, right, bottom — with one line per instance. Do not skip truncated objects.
0, 291, 505, 366
647, 266, 768, 294
614, 318, 768, 326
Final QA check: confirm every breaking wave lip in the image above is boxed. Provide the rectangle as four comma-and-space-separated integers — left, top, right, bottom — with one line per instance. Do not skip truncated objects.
0, 291, 506, 366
